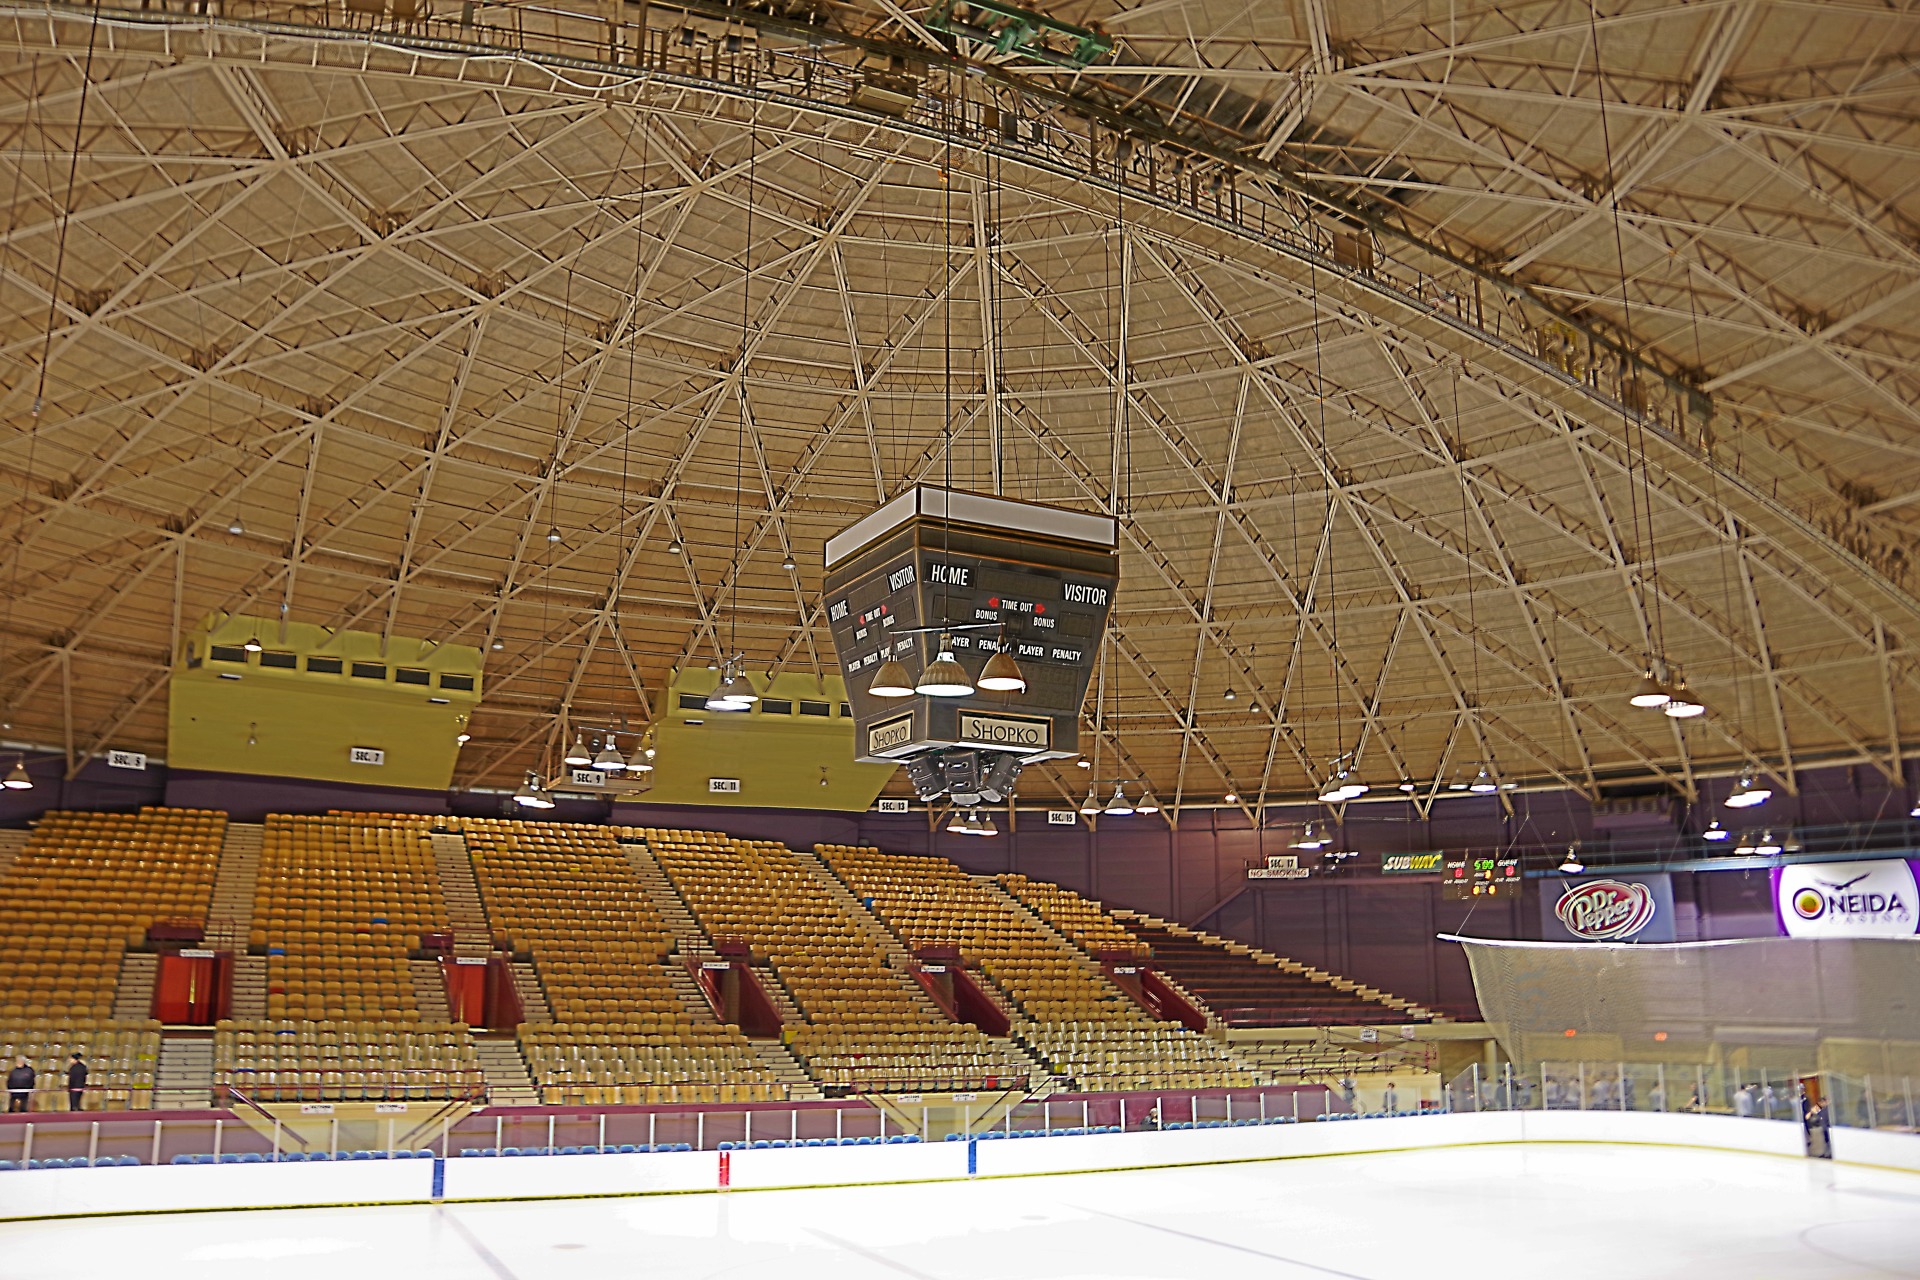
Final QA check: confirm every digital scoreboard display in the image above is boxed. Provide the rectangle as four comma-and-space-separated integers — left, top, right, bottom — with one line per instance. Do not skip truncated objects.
822, 487, 1118, 765
1443, 854, 1523, 899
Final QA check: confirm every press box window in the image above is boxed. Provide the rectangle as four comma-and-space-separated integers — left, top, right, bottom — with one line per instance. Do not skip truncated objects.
259, 651, 298, 670
306, 656, 344, 674
760, 698, 793, 716
679, 693, 709, 711
350, 662, 387, 680
438, 673, 475, 692
798, 700, 831, 718
395, 667, 431, 687
208, 644, 249, 663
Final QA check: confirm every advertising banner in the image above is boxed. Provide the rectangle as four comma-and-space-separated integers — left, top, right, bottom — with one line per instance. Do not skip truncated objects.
1772, 859, 1920, 938
1380, 852, 1444, 876
1539, 872, 1675, 943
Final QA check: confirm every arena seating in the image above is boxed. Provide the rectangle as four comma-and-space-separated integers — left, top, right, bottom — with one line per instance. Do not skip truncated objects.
458, 818, 781, 1102
817, 845, 1262, 1092
213, 1019, 483, 1101
0, 1019, 160, 1111
0, 807, 224, 1021
644, 829, 1031, 1092
996, 874, 1149, 958
255, 813, 447, 1022
1115, 912, 1436, 1026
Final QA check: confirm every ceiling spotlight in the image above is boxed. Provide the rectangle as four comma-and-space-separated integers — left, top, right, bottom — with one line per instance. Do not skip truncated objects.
1222, 686, 1237, 702
1077, 758, 1091, 769
1469, 768, 1499, 794
564, 734, 593, 767
781, 553, 797, 571
869, 658, 916, 699
1103, 783, 1135, 817
1223, 791, 1239, 804
1725, 775, 1772, 809
513, 774, 554, 809
3, 757, 33, 790
1078, 787, 1101, 816
594, 739, 627, 772
242, 635, 263, 654
977, 650, 1028, 694
490, 639, 505, 652
227, 517, 245, 536
945, 808, 971, 834
1558, 846, 1584, 875
545, 528, 563, 544
1662, 680, 1706, 719
1290, 823, 1327, 850
1317, 775, 1348, 803
1702, 820, 1730, 842
1630, 670, 1673, 709
667, 537, 683, 555
914, 636, 973, 698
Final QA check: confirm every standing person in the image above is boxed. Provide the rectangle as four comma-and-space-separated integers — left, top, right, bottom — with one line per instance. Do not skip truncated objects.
1735, 1084, 1755, 1118
7, 1058, 34, 1112
1338, 1077, 1357, 1111
1649, 1079, 1666, 1113
1382, 1081, 1398, 1114
66, 1053, 88, 1112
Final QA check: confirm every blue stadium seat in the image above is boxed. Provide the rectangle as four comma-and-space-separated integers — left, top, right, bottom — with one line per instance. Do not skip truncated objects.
238, 1152, 267, 1163
417, 1149, 437, 1159
616, 1144, 638, 1154
390, 1150, 414, 1159
804, 1139, 823, 1147
672, 1143, 692, 1152
278, 1152, 305, 1162
459, 1149, 481, 1158
770, 1140, 788, 1149
501, 1147, 523, 1157
560, 1146, 581, 1156
0, 1160, 16, 1170
307, 1151, 332, 1161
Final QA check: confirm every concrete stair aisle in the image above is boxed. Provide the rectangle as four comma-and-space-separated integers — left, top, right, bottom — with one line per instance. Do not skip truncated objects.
980, 877, 1117, 983
791, 844, 950, 1024
508, 960, 554, 1023
430, 832, 493, 960
751, 963, 808, 1030
204, 822, 263, 952
228, 954, 267, 1020
472, 1038, 540, 1106
749, 1041, 823, 1102
619, 838, 723, 1024
154, 1036, 213, 1109
0, 828, 31, 880
408, 959, 452, 1021
110, 952, 157, 1021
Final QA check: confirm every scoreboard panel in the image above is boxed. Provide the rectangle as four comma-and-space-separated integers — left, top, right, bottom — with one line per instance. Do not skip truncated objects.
823, 487, 1118, 765
1443, 854, 1523, 899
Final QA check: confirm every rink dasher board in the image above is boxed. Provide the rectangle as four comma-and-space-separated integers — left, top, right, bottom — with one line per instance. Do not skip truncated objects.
0, 1112, 1892, 1222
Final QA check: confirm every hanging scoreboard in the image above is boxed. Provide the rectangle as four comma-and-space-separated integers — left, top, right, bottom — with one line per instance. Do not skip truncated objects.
823, 486, 1119, 767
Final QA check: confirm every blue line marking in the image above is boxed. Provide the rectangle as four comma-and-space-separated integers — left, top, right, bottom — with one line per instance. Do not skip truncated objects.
432, 1157, 446, 1200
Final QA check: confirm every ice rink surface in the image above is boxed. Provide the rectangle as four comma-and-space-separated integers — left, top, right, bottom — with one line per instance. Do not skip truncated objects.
4, 1143, 1919, 1279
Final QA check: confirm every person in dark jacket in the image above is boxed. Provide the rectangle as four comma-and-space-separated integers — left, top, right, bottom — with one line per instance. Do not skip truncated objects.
7, 1058, 34, 1112
67, 1053, 87, 1111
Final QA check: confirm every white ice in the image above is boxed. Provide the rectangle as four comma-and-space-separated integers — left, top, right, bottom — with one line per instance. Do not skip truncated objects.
4, 1143, 1919, 1279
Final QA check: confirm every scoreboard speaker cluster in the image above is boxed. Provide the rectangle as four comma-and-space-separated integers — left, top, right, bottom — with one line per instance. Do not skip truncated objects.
822, 486, 1118, 803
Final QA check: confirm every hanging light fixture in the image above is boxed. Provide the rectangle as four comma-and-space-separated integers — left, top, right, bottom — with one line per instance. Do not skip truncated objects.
1702, 820, 1730, 842
781, 552, 797, 571
1909, 802, 1920, 819
1558, 846, 1584, 875
1103, 783, 1135, 817
627, 744, 654, 773
1725, 774, 1771, 809
242, 635, 263, 654
545, 527, 563, 544
1629, 669, 1673, 709
1469, 768, 1499, 794
1078, 787, 1101, 815
456, 730, 472, 744
593, 738, 627, 772
513, 773, 554, 809
227, 516, 246, 536
977, 649, 1027, 694
564, 734, 593, 767
1290, 823, 1327, 850
1222, 686, 1237, 702
1135, 789, 1160, 815
914, 635, 973, 697
3, 757, 32, 790
1752, 831, 1783, 857
1662, 679, 1706, 719
868, 657, 916, 699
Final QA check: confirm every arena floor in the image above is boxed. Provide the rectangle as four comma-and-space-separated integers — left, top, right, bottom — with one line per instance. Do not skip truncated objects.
3, 1143, 1917, 1278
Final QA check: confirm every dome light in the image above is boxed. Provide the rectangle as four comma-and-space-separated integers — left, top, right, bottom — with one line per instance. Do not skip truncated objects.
563, 734, 593, 767
1725, 775, 1771, 809
781, 553, 797, 571
1290, 823, 1327, 850
1135, 789, 1160, 815
1078, 788, 1101, 815
593, 740, 627, 772
1223, 791, 1239, 804
1630, 671, 1673, 709
1102, 783, 1135, 817
1662, 680, 1706, 718
914, 637, 973, 697
1468, 768, 1499, 794
1558, 847, 1584, 875
455, 731, 472, 744
3, 758, 32, 790
977, 650, 1027, 694
227, 518, 245, 536
242, 636, 263, 654
666, 537, 682, 555
1702, 820, 1730, 842
627, 747, 654, 773
545, 528, 563, 544
1222, 686, 1237, 702
513, 774, 554, 809
868, 659, 916, 699
1752, 832, 1783, 857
